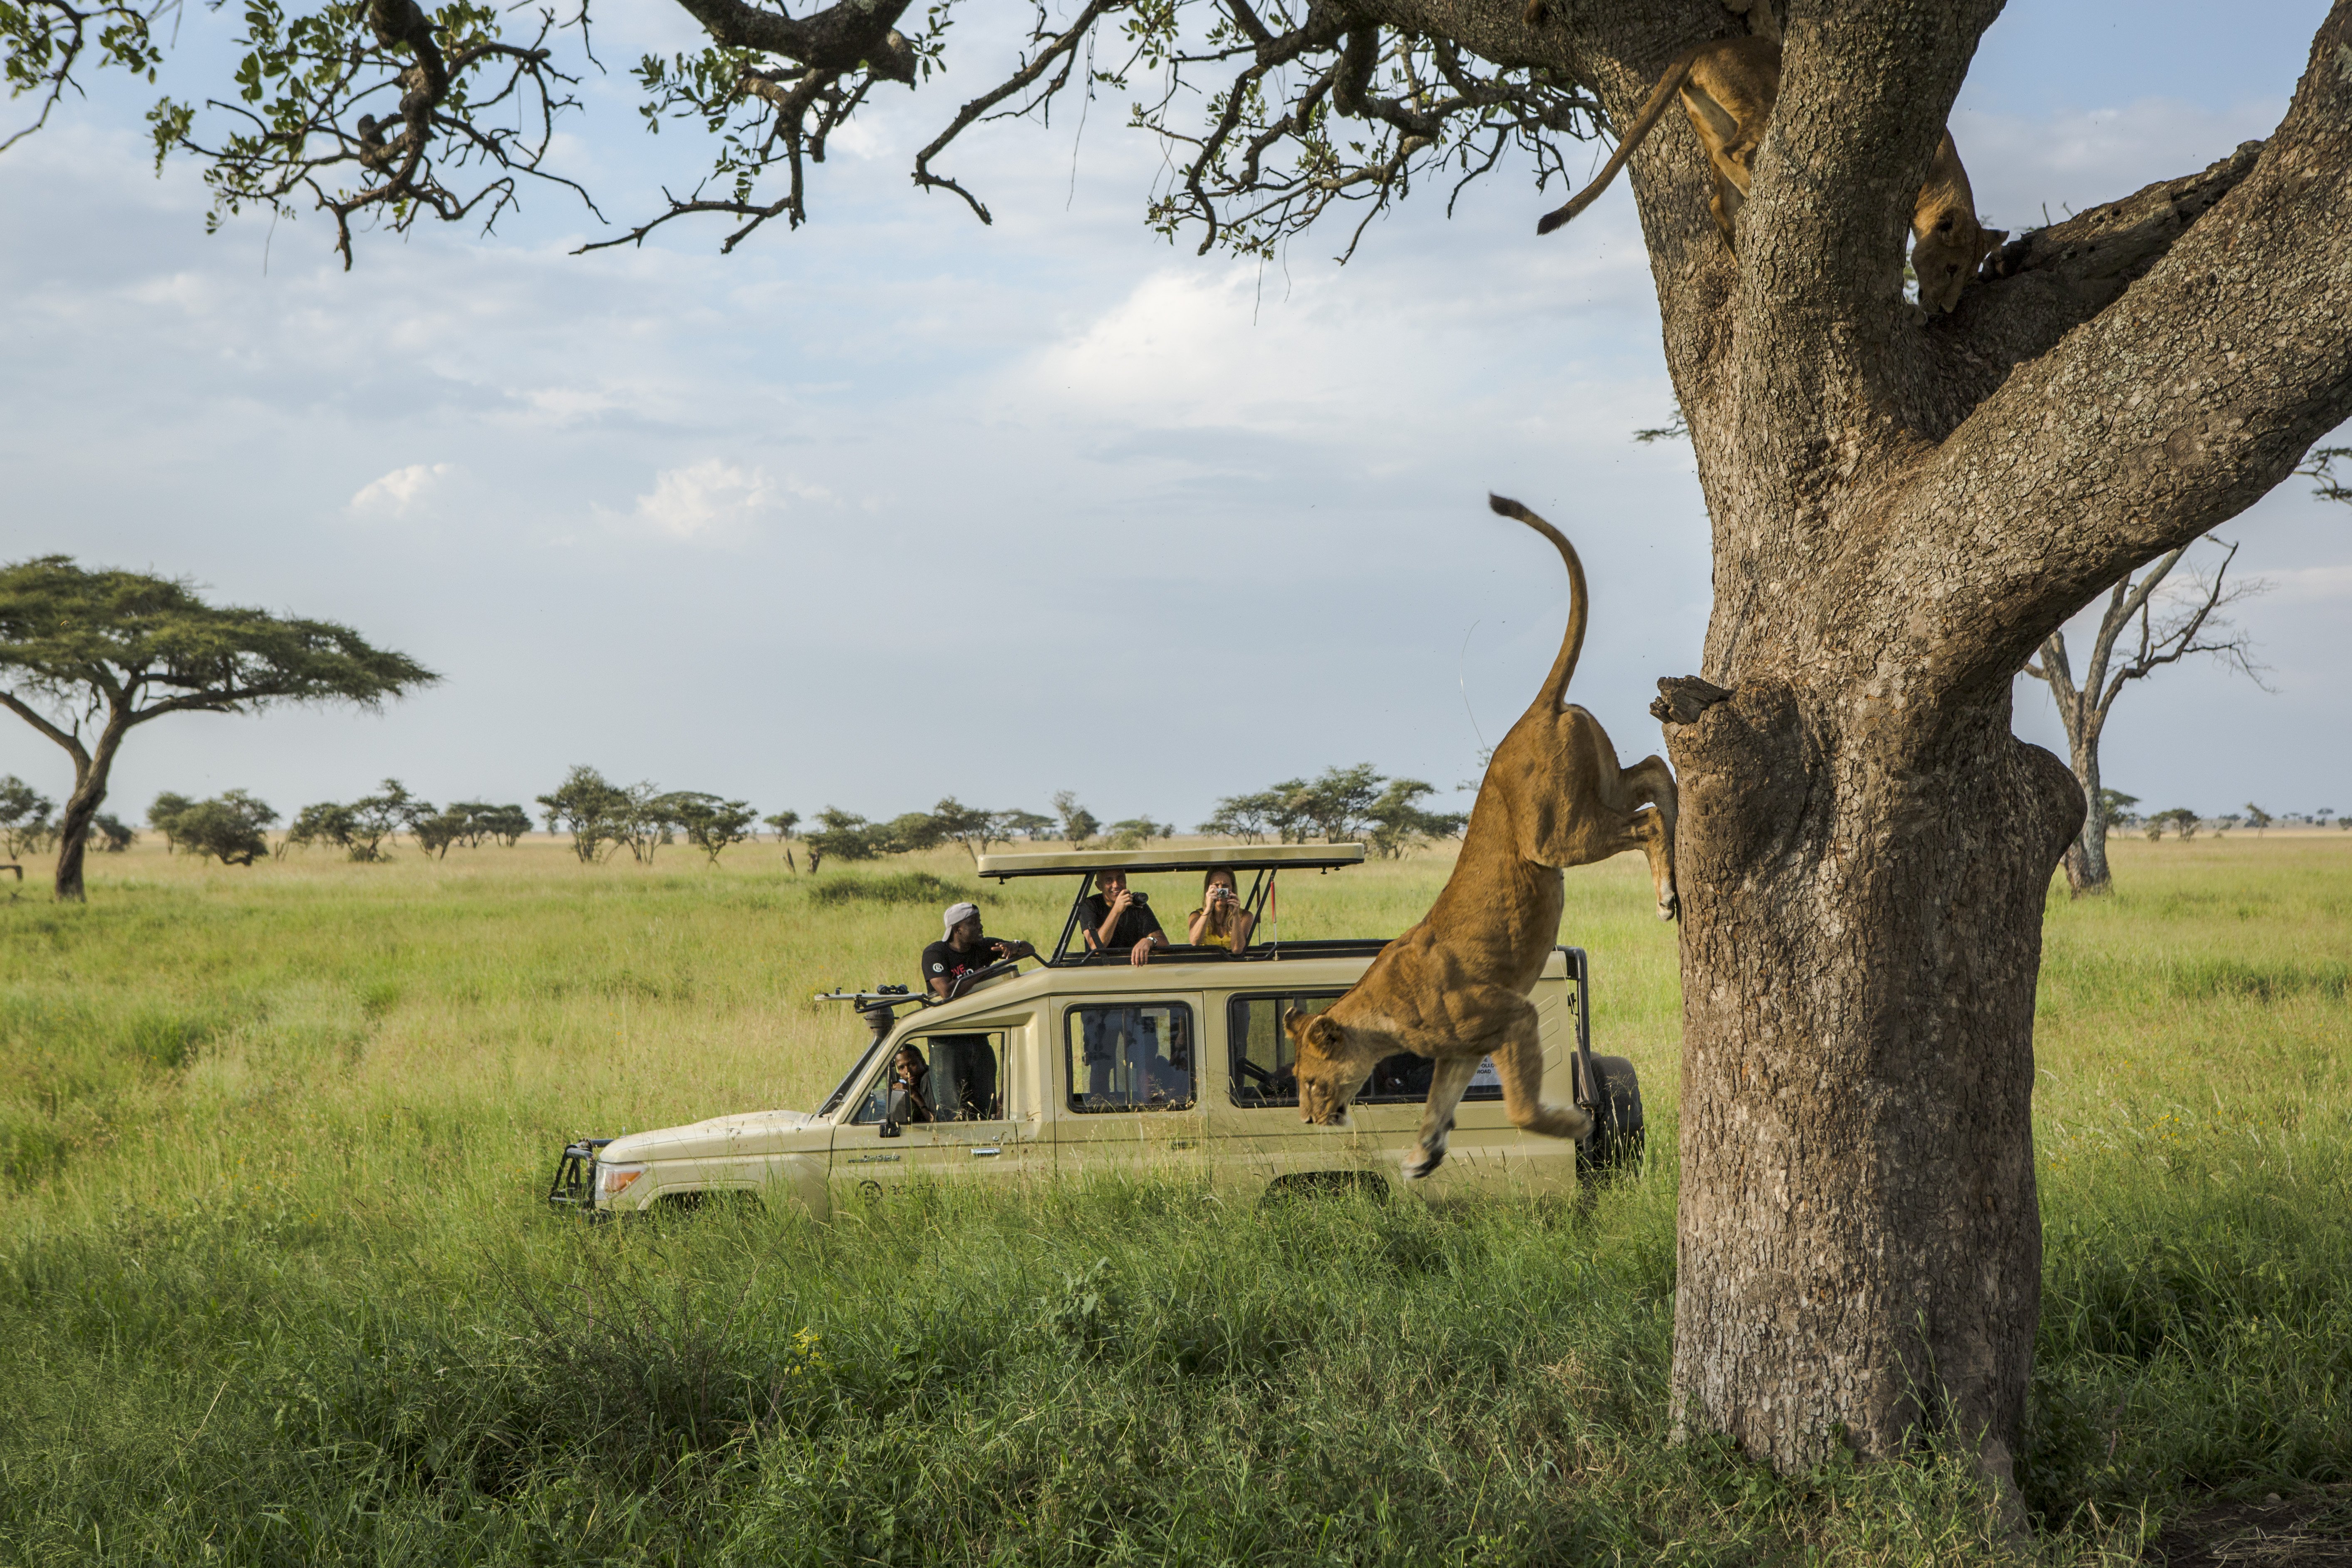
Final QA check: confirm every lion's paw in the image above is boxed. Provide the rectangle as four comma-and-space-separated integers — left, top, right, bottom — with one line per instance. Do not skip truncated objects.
1401, 1146, 1448, 1182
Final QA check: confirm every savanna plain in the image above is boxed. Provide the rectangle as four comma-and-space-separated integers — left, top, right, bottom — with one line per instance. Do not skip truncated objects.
0, 834, 2347, 1566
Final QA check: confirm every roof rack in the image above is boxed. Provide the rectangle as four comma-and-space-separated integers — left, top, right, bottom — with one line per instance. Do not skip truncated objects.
976, 843, 1366, 880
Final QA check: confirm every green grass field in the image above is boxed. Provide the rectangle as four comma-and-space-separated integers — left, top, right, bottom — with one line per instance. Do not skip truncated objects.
0, 834, 2346, 1565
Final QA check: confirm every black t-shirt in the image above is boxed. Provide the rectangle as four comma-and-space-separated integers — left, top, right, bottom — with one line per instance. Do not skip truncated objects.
1078, 892, 1164, 952
922, 938, 1011, 993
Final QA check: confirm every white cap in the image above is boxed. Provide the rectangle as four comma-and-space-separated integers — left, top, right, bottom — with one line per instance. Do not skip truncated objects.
943, 901, 980, 936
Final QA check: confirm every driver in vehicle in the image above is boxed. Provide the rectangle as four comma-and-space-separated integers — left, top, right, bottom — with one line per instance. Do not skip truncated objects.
923, 902, 1036, 1000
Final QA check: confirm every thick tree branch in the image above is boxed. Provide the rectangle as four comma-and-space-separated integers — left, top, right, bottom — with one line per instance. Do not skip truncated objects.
1889, 0, 2352, 695
667, 0, 917, 81
0, 688, 86, 763
1955, 145, 2265, 390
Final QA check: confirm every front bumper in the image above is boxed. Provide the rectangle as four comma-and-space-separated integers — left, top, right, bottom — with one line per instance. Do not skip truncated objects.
546, 1137, 612, 1213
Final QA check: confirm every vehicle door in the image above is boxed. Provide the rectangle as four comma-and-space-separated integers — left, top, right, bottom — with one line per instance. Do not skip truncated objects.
830, 1017, 1043, 1203
1049, 994, 1209, 1179
1217, 987, 1519, 1191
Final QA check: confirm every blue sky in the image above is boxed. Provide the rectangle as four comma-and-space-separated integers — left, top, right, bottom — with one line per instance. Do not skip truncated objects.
1, 0, 2344, 831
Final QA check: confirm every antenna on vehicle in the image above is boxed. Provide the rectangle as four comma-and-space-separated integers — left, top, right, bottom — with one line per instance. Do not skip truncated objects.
1459, 618, 1488, 752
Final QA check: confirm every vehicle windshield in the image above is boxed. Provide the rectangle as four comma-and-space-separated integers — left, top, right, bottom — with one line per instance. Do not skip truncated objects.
816, 1038, 886, 1116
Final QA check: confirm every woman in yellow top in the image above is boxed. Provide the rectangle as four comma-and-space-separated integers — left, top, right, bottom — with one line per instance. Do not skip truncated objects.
1185, 867, 1257, 951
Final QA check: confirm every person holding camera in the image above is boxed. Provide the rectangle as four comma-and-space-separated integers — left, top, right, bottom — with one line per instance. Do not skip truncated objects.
1186, 866, 1256, 951
1078, 870, 1168, 966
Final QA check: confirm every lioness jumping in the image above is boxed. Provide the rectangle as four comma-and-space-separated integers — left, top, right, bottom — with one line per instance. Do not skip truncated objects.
1534, 37, 2005, 313
1284, 495, 1677, 1179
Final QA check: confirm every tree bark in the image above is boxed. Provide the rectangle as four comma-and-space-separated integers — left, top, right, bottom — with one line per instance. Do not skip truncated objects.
1663, 678, 2076, 1466
50, 714, 126, 904
2073, 737, 2111, 892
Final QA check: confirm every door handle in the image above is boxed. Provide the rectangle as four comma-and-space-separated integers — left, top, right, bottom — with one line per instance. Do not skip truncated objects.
971, 1147, 1002, 1158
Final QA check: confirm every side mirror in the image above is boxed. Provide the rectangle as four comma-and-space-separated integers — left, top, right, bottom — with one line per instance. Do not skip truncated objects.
880, 1118, 902, 1139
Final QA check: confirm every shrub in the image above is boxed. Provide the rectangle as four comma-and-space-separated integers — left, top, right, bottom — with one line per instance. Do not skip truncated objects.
809, 872, 970, 907
155, 790, 278, 866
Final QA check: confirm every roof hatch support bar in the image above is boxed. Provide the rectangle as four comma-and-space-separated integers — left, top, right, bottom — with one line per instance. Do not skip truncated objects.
1240, 867, 1271, 953
1049, 871, 1097, 966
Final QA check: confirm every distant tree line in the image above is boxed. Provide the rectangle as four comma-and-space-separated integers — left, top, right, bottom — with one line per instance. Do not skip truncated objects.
4, 760, 1477, 879
535, 766, 759, 866
1199, 763, 1466, 859
134, 781, 538, 865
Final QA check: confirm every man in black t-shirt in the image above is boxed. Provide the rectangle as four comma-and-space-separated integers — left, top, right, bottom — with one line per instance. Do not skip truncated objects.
1077, 870, 1169, 967
921, 901, 1036, 1000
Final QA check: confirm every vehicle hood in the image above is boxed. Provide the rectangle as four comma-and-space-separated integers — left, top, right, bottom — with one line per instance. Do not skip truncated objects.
601, 1109, 827, 1163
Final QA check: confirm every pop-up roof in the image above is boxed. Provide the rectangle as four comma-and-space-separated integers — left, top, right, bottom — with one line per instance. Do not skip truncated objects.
974, 843, 1366, 880
972, 842, 1370, 965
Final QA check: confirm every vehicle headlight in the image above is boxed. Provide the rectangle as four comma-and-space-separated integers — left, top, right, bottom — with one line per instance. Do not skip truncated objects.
595, 1162, 647, 1203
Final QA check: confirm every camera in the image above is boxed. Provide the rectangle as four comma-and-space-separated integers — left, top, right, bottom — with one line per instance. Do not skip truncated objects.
1126, 890, 1148, 905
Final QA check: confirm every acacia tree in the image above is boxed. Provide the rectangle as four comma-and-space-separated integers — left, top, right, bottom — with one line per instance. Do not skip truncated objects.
1363, 776, 1466, 857
669, 792, 759, 863
802, 806, 887, 867
930, 796, 1013, 862
0, 559, 436, 899
13, 0, 2352, 1490
0, 774, 53, 860
538, 765, 628, 862
2021, 538, 2263, 893
1050, 792, 1098, 850
164, 790, 280, 865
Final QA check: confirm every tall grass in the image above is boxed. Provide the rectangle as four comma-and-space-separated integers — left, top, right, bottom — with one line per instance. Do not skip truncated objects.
0, 833, 2343, 1563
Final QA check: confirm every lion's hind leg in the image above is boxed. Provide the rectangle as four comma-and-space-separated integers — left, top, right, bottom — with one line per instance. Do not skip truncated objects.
1494, 1011, 1591, 1143
1403, 1055, 1481, 1182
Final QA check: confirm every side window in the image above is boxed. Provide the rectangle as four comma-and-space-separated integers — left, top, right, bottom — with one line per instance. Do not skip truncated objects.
1065, 1003, 1194, 1113
1227, 992, 1502, 1107
848, 1032, 1008, 1124
1227, 991, 1340, 1108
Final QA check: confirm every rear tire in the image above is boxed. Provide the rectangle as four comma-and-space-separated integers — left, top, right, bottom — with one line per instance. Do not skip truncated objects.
1576, 1054, 1645, 1181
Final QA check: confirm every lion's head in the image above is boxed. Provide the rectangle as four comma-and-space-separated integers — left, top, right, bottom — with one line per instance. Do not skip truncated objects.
1285, 1008, 1373, 1127
1914, 208, 2006, 314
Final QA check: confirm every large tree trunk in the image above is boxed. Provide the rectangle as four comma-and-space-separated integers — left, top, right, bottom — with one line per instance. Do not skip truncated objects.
1663, 679, 2078, 1468
50, 719, 124, 904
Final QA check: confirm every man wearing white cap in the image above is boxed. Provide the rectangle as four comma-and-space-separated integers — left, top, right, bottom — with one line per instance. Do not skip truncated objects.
923, 902, 1036, 1001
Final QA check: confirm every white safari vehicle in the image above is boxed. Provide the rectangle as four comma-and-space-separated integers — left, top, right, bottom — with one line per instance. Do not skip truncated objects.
547, 845, 1642, 1219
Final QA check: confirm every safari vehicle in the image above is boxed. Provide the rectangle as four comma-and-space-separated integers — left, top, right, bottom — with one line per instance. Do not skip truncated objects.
547, 845, 1642, 1219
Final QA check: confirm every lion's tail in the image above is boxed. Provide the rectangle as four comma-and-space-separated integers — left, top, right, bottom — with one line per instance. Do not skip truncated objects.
1487, 494, 1586, 718
1534, 43, 1705, 236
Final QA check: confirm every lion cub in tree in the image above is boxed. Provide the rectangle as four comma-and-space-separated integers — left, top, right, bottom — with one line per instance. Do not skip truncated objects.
1534, 38, 2005, 312
1284, 495, 1678, 1181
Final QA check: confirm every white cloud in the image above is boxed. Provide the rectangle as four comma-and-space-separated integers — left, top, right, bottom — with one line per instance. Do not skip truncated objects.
623, 460, 830, 541
349, 463, 453, 515
2264, 565, 2352, 604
